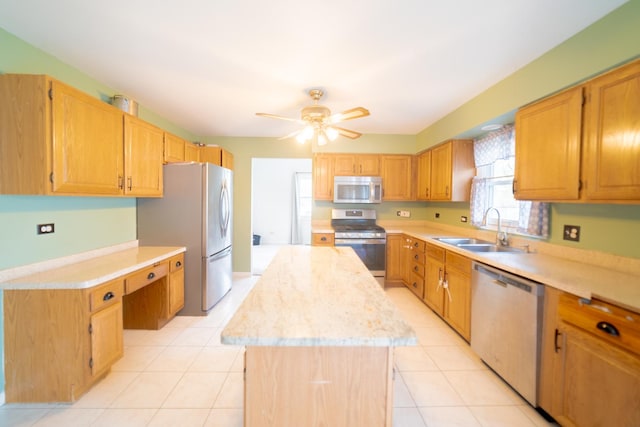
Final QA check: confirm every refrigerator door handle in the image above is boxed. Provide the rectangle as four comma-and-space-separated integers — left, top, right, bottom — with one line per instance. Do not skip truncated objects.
219, 181, 230, 238
210, 245, 232, 261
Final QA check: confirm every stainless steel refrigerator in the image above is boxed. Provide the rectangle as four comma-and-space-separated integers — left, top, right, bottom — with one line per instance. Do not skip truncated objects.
137, 162, 232, 316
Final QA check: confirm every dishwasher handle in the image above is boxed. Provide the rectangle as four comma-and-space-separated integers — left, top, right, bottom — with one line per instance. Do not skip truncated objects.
473, 262, 542, 295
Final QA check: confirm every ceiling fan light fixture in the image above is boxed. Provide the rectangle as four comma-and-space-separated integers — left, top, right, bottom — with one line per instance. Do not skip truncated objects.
317, 131, 328, 146
325, 126, 339, 141
256, 88, 369, 143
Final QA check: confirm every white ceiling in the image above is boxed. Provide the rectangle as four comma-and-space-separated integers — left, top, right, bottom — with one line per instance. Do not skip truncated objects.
0, 0, 627, 139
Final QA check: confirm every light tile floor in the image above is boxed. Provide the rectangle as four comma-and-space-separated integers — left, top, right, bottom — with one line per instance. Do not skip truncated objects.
0, 273, 557, 427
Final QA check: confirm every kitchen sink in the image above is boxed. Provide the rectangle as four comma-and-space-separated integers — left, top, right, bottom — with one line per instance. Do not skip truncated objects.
435, 237, 526, 253
456, 243, 524, 253
435, 237, 493, 245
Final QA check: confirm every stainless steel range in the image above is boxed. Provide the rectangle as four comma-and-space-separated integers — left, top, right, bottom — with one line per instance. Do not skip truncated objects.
331, 208, 386, 277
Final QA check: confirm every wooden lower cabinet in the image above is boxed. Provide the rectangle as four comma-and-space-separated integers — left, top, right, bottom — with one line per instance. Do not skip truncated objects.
385, 234, 403, 283
422, 244, 471, 341
122, 257, 185, 329
167, 253, 185, 316
3, 254, 185, 403
3, 279, 125, 402
423, 244, 446, 315
311, 232, 335, 246
442, 252, 471, 340
539, 290, 640, 426
552, 322, 640, 427
90, 300, 124, 377
400, 235, 425, 298
244, 346, 394, 427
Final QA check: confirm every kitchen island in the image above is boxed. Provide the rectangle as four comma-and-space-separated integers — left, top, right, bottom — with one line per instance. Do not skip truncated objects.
222, 245, 416, 427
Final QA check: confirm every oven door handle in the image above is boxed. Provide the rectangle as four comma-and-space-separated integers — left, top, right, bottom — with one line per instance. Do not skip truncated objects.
335, 238, 387, 245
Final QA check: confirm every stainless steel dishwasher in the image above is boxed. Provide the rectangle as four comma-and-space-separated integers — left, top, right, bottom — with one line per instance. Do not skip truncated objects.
471, 262, 544, 406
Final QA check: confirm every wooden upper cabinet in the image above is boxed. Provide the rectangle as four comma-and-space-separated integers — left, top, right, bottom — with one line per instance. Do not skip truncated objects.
0, 74, 168, 197
416, 150, 431, 200
163, 132, 187, 163
333, 154, 379, 176
198, 145, 234, 170
184, 142, 200, 162
221, 148, 234, 170
380, 155, 413, 200
313, 153, 334, 200
0, 74, 125, 195
514, 58, 640, 203
583, 59, 640, 201
514, 86, 583, 201
124, 116, 164, 197
200, 145, 222, 165
429, 139, 474, 201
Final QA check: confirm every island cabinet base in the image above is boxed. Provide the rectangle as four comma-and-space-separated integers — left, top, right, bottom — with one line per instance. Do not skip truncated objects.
244, 346, 394, 427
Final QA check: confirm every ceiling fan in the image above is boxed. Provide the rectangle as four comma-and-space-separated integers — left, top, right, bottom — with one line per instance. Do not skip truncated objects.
256, 89, 370, 145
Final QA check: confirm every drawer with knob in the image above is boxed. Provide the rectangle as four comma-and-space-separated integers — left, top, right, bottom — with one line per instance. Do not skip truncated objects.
89, 279, 124, 312
558, 293, 640, 356
170, 253, 184, 273
312, 232, 335, 246
124, 262, 169, 295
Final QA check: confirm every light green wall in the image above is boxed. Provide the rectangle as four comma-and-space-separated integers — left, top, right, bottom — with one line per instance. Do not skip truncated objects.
0, 27, 200, 271
416, 0, 640, 147
411, 0, 640, 258
0, 27, 199, 394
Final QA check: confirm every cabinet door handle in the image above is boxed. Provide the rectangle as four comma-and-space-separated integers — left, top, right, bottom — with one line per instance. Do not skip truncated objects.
321, 236, 327, 241
512, 179, 517, 195
118, 175, 124, 190
554, 328, 561, 353
127, 176, 133, 191
147, 272, 156, 280
175, 261, 182, 267
596, 321, 620, 337
103, 291, 115, 301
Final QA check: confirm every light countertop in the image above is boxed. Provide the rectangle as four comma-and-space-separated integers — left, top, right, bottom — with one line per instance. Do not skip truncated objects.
388, 225, 640, 313
221, 245, 417, 347
0, 246, 186, 290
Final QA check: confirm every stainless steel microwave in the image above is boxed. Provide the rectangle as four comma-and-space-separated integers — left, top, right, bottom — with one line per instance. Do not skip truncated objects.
333, 176, 382, 204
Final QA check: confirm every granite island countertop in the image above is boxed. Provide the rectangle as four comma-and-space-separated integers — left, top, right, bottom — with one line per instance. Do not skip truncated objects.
0, 245, 186, 290
221, 245, 417, 347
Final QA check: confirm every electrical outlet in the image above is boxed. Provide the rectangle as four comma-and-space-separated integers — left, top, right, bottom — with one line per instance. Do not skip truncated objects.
37, 223, 55, 234
396, 210, 410, 217
563, 225, 580, 242
460, 216, 468, 223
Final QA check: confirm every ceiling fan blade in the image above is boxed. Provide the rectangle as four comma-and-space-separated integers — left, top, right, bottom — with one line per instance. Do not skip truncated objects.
278, 129, 302, 140
333, 126, 362, 139
329, 107, 370, 123
256, 112, 304, 123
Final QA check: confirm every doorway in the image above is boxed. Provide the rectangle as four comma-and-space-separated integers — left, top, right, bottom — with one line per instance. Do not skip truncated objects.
251, 158, 312, 275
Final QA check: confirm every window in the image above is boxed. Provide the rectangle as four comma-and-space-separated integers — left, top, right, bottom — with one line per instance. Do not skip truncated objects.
470, 125, 549, 238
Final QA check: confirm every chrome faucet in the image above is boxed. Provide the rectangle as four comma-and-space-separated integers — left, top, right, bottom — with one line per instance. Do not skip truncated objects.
483, 207, 509, 246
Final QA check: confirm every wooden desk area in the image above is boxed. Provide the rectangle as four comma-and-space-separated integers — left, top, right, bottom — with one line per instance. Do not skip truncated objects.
1, 246, 185, 403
